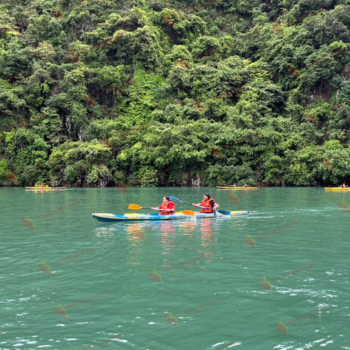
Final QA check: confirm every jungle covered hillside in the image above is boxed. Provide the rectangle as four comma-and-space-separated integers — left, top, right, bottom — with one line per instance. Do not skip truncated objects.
1, 0, 350, 187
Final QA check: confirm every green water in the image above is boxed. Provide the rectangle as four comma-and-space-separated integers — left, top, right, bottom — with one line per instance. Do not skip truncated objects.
1, 187, 350, 350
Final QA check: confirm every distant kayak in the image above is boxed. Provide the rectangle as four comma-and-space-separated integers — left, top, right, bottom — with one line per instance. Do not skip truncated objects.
325, 187, 350, 191
216, 186, 258, 190
25, 187, 66, 191
92, 211, 249, 222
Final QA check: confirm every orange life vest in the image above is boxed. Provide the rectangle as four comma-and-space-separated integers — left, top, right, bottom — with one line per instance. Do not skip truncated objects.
200, 198, 215, 213
159, 201, 175, 215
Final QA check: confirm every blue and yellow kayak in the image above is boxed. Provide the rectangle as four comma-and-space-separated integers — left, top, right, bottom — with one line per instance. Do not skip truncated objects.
92, 212, 189, 222
92, 211, 249, 222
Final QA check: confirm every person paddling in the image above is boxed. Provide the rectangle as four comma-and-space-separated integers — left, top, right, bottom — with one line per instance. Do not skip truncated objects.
339, 183, 348, 188
151, 196, 175, 215
192, 193, 219, 213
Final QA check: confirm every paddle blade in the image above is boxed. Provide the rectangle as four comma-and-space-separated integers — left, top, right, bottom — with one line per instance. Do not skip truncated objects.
169, 196, 182, 203
128, 204, 142, 210
181, 210, 195, 216
218, 210, 231, 216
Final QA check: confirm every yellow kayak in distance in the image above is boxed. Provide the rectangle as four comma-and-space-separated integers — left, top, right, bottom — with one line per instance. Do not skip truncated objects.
216, 186, 258, 190
325, 187, 350, 191
25, 187, 66, 191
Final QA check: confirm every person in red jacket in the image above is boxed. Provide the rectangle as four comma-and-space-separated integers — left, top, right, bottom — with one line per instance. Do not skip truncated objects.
152, 196, 176, 215
192, 193, 219, 213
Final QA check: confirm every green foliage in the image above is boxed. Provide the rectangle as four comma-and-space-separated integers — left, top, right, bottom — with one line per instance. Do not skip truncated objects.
1, 0, 350, 187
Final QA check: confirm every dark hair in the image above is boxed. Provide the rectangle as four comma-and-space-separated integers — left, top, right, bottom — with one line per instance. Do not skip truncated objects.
165, 196, 170, 200
204, 193, 210, 199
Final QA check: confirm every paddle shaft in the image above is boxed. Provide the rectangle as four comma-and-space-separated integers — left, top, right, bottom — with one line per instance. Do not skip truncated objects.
177, 200, 205, 208
140, 207, 174, 211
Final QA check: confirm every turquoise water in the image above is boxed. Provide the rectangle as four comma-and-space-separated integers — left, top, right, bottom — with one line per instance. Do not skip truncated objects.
1, 187, 350, 349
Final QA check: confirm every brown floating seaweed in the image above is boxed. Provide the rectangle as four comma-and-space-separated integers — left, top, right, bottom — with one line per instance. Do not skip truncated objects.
54, 304, 68, 319
149, 269, 162, 284
259, 277, 272, 291
39, 261, 52, 276
165, 312, 178, 327
243, 234, 256, 249
275, 320, 288, 335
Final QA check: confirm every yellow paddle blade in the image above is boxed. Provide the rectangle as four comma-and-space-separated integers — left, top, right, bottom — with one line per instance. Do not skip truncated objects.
128, 204, 142, 210
181, 210, 195, 216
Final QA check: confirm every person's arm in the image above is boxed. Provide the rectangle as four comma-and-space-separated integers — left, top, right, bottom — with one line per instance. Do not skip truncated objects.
192, 203, 201, 207
210, 200, 218, 210
151, 205, 162, 210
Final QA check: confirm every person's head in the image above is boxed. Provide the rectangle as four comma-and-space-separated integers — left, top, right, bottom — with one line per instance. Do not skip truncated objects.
203, 193, 211, 201
163, 196, 170, 203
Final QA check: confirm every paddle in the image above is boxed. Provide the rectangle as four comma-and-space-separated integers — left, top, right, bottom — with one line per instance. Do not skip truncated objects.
217, 210, 231, 216
170, 196, 230, 216
169, 196, 205, 207
128, 204, 194, 216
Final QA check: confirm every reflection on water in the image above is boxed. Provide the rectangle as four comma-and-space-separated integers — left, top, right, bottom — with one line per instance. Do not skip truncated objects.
126, 223, 146, 242
92, 226, 116, 254
159, 221, 176, 254
181, 221, 195, 234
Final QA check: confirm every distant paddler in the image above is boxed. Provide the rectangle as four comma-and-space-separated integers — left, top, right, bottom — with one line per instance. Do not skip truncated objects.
192, 193, 219, 213
34, 183, 47, 188
339, 183, 348, 188
151, 196, 175, 215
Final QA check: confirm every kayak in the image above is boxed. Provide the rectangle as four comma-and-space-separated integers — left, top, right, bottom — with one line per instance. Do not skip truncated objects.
217, 186, 258, 190
92, 211, 249, 222
92, 212, 191, 222
25, 187, 66, 191
195, 211, 249, 218
325, 187, 350, 191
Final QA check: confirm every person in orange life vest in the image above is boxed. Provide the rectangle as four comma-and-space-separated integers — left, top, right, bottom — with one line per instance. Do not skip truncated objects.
40, 184, 45, 188
151, 196, 175, 215
192, 193, 219, 213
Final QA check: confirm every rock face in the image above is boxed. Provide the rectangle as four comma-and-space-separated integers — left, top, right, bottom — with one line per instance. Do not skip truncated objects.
191, 173, 201, 186
0, 179, 16, 186
175, 172, 203, 186
307, 94, 314, 107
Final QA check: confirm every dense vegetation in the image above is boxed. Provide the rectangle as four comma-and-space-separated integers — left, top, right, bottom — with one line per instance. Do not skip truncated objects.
1, 0, 350, 187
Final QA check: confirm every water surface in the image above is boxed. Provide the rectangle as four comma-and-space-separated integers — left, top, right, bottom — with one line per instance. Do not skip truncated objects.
1, 187, 349, 349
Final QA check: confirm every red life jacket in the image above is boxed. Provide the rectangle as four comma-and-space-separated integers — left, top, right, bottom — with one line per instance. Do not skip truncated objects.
159, 201, 175, 215
200, 198, 215, 213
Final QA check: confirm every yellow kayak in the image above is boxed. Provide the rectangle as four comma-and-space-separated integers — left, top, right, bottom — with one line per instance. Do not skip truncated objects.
325, 187, 350, 191
25, 187, 66, 191
217, 186, 258, 190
